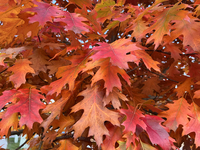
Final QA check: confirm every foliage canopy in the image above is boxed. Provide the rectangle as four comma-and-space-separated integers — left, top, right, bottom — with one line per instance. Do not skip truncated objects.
0, 0, 200, 149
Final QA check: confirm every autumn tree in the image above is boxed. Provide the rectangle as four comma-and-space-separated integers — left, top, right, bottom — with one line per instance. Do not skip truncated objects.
0, 0, 200, 149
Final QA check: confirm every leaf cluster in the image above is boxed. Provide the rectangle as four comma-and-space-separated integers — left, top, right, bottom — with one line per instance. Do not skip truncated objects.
0, 0, 200, 149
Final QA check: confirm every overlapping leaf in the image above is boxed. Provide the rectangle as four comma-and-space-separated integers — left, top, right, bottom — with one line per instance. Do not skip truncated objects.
24, 0, 63, 26
141, 115, 171, 150
183, 103, 200, 147
159, 98, 190, 131
3, 88, 45, 129
84, 58, 130, 95
7, 59, 35, 88
71, 85, 120, 146
91, 38, 139, 69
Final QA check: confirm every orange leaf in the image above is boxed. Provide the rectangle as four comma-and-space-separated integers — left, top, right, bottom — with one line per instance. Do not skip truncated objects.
0, 112, 18, 137
132, 50, 160, 72
170, 15, 200, 52
103, 87, 128, 109
7, 59, 35, 88
58, 139, 79, 150
183, 103, 200, 147
142, 3, 189, 49
48, 64, 85, 95
71, 85, 120, 146
84, 58, 130, 95
29, 48, 51, 75
159, 98, 190, 131
41, 90, 71, 133
174, 78, 193, 98
141, 77, 160, 95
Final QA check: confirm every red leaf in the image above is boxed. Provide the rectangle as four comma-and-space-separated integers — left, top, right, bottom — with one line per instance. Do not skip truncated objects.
55, 12, 89, 34
91, 39, 139, 69
24, 0, 63, 26
0, 89, 18, 110
4, 88, 45, 129
101, 123, 122, 150
120, 105, 146, 134
141, 115, 171, 150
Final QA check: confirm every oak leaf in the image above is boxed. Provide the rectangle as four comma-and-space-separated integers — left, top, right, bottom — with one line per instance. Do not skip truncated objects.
159, 98, 190, 131
170, 15, 200, 52
141, 115, 171, 150
24, 0, 63, 26
0, 0, 26, 45
84, 58, 130, 95
174, 78, 193, 98
0, 53, 11, 66
120, 105, 146, 134
132, 50, 160, 72
55, 12, 89, 34
101, 123, 122, 150
48, 64, 85, 95
91, 39, 139, 69
4, 88, 45, 129
0, 112, 18, 137
103, 87, 128, 109
0, 89, 18, 110
142, 3, 189, 49
41, 90, 71, 133
141, 77, 160, 96
7, 59, 35, 88
183, 103, 200, 147
29, 48, 51, 75
71, 85, 120, 146
58, 139, 79, 150
164, 43, 182, 61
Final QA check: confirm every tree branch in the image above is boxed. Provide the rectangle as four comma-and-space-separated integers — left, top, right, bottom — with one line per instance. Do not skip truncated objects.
145, 49, 198, 56
53, 134, 94, 143
16, 138, 29, 150
10, 129, 24, 136
142, 67, 179, 83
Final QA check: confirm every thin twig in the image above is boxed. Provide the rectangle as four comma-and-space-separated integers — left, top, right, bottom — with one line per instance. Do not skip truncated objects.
126, 66, 140, 74
0, 68, 8, 74
16, 139, 29, 150
53, 134, 73, 142
53, 134, 93, 143
142, 67, 179, 83
38, 140, 43, 150
145, 49, 198, 56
